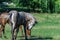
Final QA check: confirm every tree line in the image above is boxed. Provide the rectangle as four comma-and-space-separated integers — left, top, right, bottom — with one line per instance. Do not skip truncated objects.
0, 0, 60, 13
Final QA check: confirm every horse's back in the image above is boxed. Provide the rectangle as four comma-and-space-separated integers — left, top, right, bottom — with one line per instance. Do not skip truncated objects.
19, 12, 34, 20
0, 12, 10, 19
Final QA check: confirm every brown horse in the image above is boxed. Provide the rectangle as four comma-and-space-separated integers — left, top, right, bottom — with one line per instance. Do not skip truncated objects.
0, 12, 10, 37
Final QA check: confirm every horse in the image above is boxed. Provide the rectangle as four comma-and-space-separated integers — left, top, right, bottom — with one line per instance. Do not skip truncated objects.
18, 12, 37, 37
0, 12, 10, 37
9, 10, 28, 40
0, 11, 37, 40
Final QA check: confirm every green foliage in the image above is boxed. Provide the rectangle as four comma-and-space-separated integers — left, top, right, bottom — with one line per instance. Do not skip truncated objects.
1, 0, 60, 13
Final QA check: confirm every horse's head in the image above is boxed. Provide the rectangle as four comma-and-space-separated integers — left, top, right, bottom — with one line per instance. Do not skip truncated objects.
19, 12, 37, 30
27, 17, 37, 30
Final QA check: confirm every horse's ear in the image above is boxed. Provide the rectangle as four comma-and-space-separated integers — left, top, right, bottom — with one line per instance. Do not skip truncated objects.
34, 17, 38, 24
35, 20, 38, 24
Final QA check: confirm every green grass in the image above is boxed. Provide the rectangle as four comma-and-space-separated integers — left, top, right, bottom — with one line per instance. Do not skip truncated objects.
0, 13, 60, 40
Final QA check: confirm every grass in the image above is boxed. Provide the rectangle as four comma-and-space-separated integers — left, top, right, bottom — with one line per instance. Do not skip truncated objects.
0, 13, 60, 40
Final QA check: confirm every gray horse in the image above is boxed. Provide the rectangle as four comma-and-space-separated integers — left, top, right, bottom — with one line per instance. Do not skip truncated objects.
9, 11, 37, 40
19, 12, 37, 37
19, 12, 37, 30
9, 10, 27, 40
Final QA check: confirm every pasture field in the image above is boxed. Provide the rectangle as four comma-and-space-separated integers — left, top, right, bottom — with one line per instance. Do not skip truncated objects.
0, 13, 60, 40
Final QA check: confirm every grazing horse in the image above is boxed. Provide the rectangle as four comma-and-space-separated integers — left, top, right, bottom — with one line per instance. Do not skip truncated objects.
19, 12, 37, 37
9, 10, 27, 40
0, 11, 37, 39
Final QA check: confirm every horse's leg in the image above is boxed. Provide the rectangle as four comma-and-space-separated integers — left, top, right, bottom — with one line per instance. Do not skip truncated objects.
11, 27, 15, 40
14, 27, 19, 40
26, 29, 31, 37
1, 18, 7, 38
19, 25, 24, 36
20, 25, 31, 37
13, 26, 19, 40
0, 27, 2, 37
24, 25, 27, 40
19, 25, 31, 37
26, 21, 31, 37
24, 21, 28, 40
1, 25, 5, 37
11, 24, 16, 40
13, 29, 18, 40
11, 22, 14, 40
11, 24, 19, 40
0, 24, 5, 38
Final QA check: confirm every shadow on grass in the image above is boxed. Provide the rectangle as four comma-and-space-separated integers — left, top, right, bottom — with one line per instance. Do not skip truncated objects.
18, 36, 53, 40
